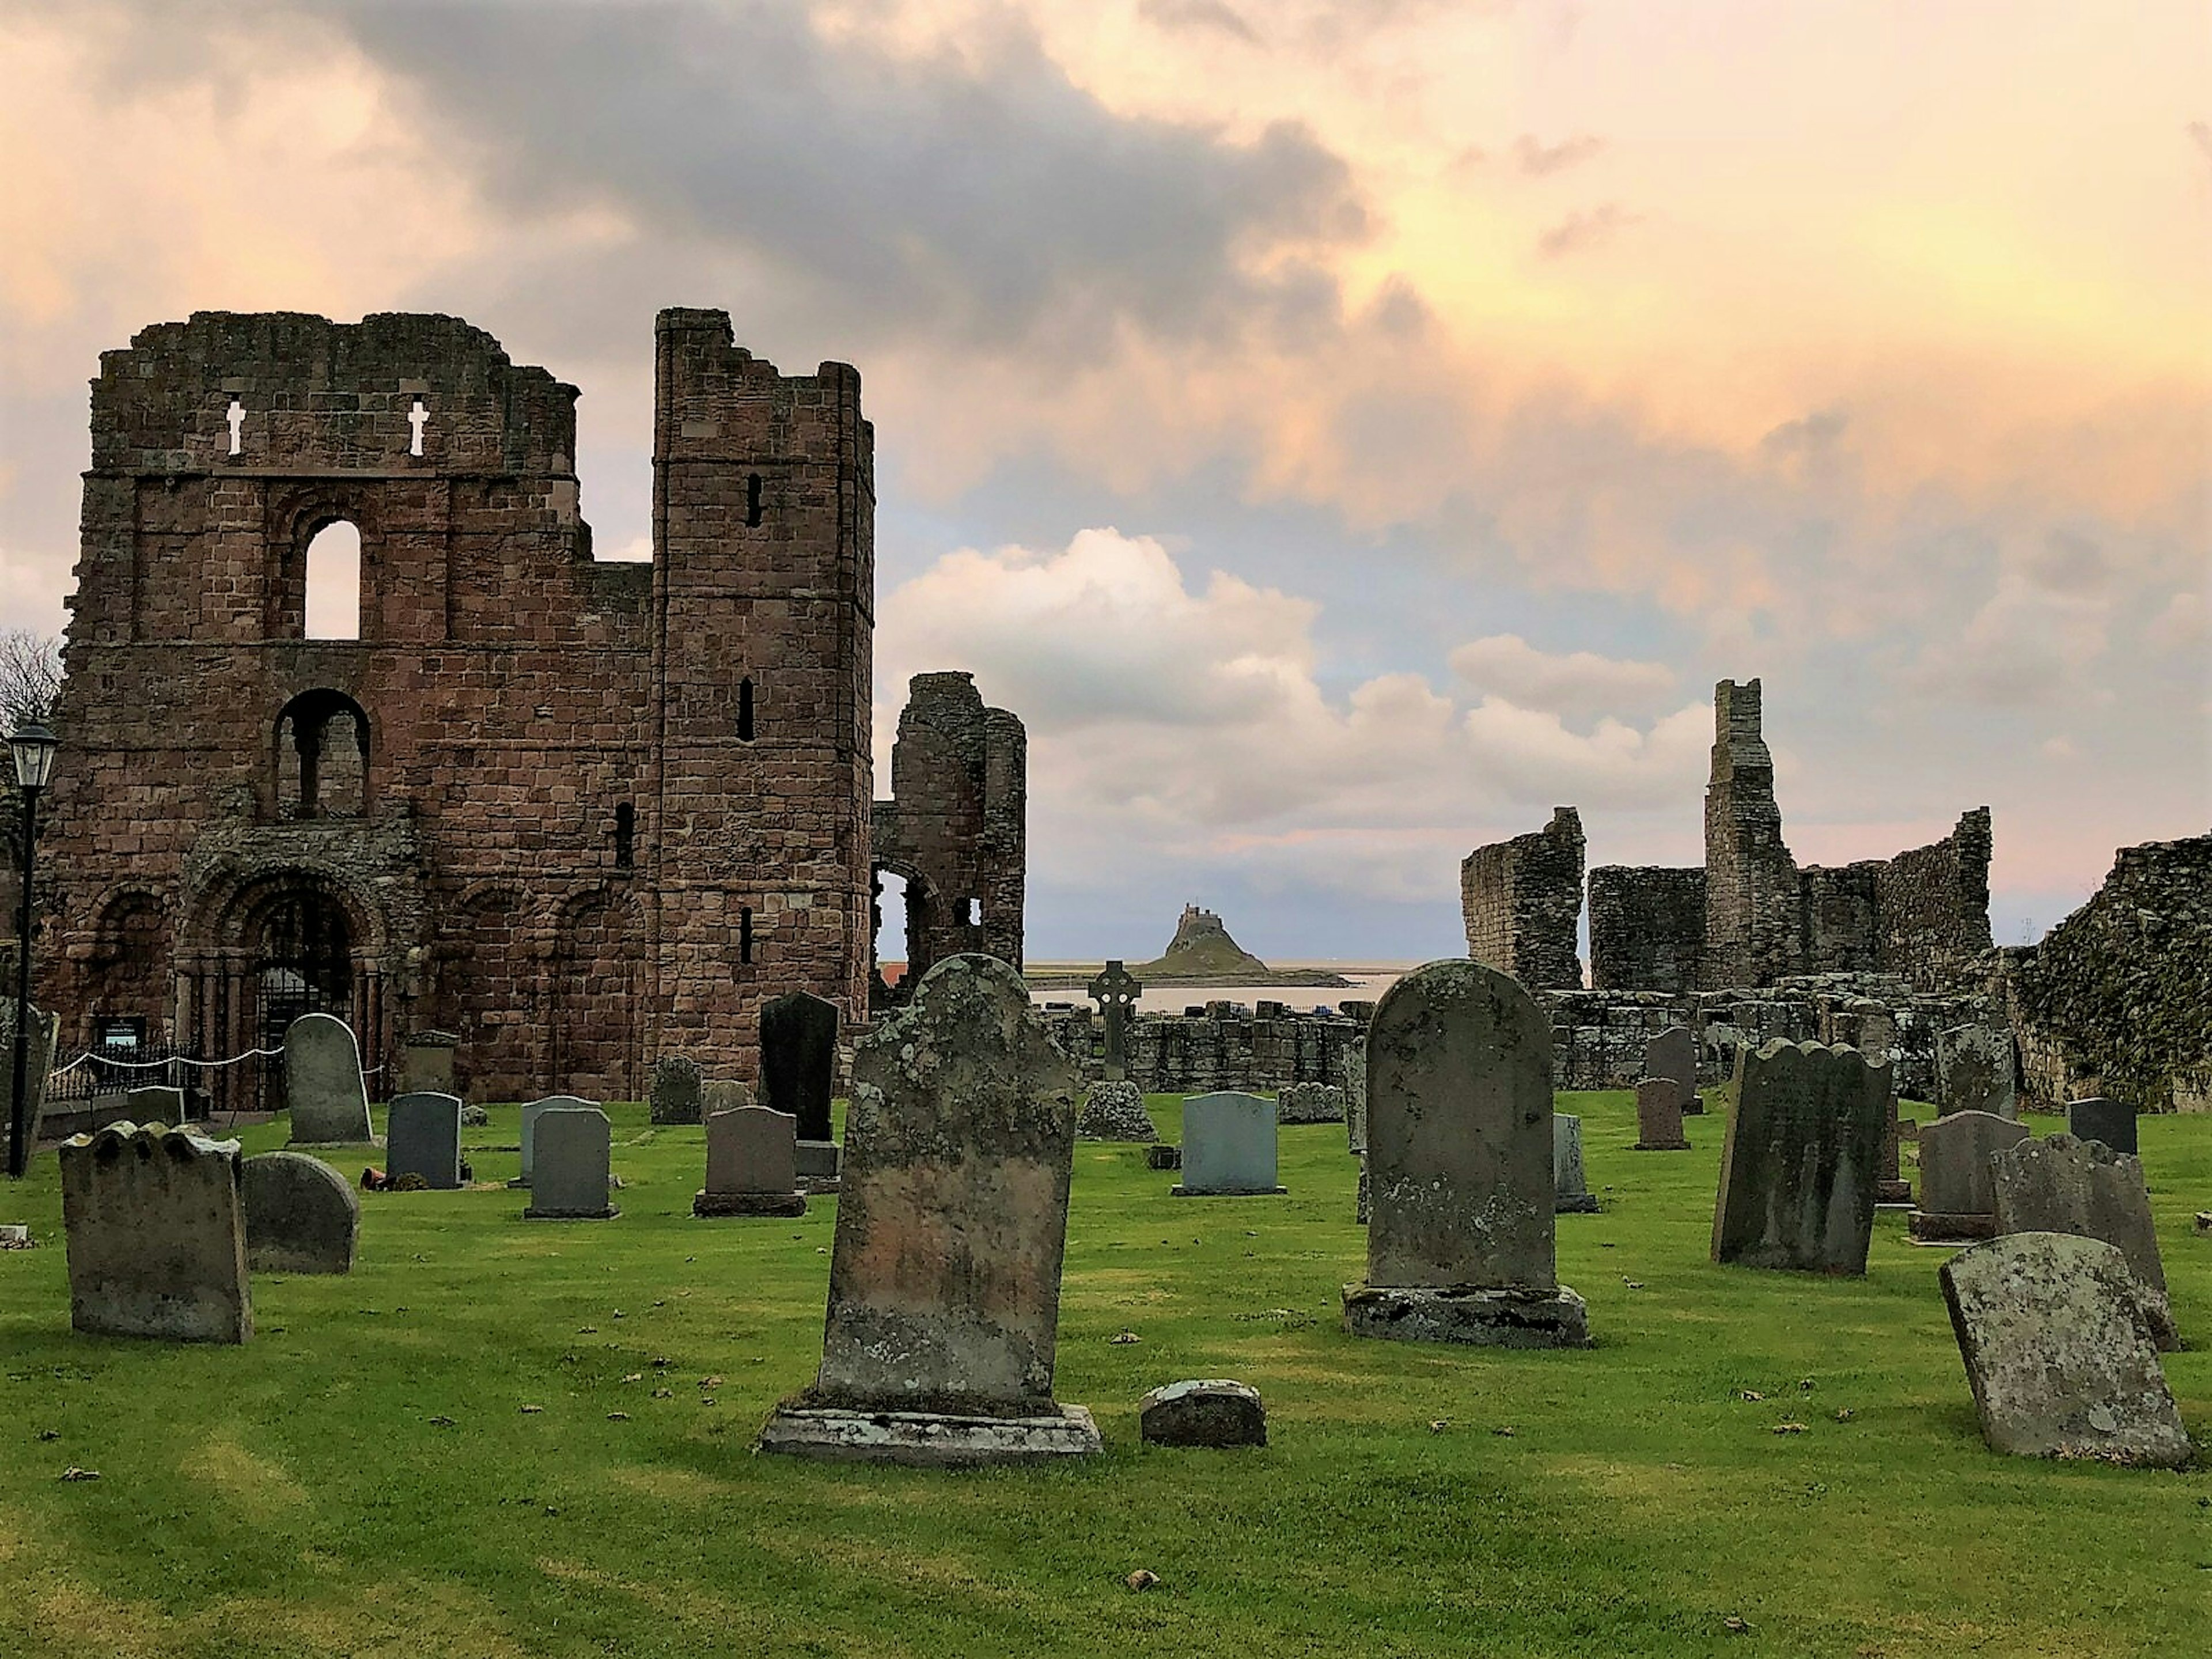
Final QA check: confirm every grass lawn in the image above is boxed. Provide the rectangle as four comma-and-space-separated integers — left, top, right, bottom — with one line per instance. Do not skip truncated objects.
3, 1091, 2209, 1657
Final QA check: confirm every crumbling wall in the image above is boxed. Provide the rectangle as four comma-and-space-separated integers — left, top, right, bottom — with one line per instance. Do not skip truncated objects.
1035, 1003, 1362, 1093
1460, 806, 1585, 988
1873, 808, 1994, 986
1588, 865, 1705, 991
1998, 836, 2212, 1112
1702, 678, 1801, 988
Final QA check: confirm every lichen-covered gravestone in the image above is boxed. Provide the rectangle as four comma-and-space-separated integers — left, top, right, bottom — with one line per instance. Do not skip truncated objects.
525, 1105, 618, 1220
649, 1054, 703, 1126
702, 1079, 755, 1115
1342, 959, 1589, 1348
1553, 1113, 1599, 1213
695, 1105, 806, 1217
757, 954, 1100, 1465
512, 1096, 599, 1188
1642, 1025, 1700, 1114
1277, 1083, 1346, 1125
1173, 1093, 1285, 1196
60, 1122, 251, 1342
1937, 1024, 2016, 1120
398, 1031, 459, 1096
384, 1092, 462, 1190
284, 1013, 373, 1144
1139, 1378, 1266, 1448
1940, 1232, 2189, 1467
243, 1151, 359, 1274
1344, 1037, 1368, 1154
1711, 1039, 1889, 1275
1910, 1111, 2029, 1243
2067, 1097, 2137, 1157
1991, 1134, 2175, 1349
1075, 1080, 1157, 1142
1634, 1077, 1691, 1150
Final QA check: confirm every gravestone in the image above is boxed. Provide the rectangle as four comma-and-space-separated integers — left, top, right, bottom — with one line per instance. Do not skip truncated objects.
757, 954, 1100, 1465
2067, 1097, 2137, 1157
1633, 1077, 1691, 1150
284, 1013, 373, 1144
649, 1054, 703, 1126
1344, 1037, 1368, 1155
398, 1031, 459, 1096
695, 1105, 806, 1217
1990, 1134, 2174, 1348
1087, 960, 1142, 1082
1146, 1142, 1182, 1171
125, 1084, 185, 1123
384, 1092, 463, 1190
525, 1105, 618, 1219
1553, 1113, 1599, 1212
243, 1151, 359, 1274
1937, 1024, 2016, 1119
1940, 1232, 2189, 1467
1174, 1093, 1285, 1196
1910, 1111, 2029, 1243
1076, 1080, 1157, 1142
702, 1079, 755, 1116
761, 990, 839, 1143
59, 1121, 251, 1342
1642, 1025, 1700, 1113
1711, 1039, 1889, 1275
1877, 1097, 1912, 1206
1277, 1082, 1346, 1125
512, 1096, 598, 1187
3, 1001, 57, 1146
1342, 959, 1588, 1348
1139, 1378, 1266, 1448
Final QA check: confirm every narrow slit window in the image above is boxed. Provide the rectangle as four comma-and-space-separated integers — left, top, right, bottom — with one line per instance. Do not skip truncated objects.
408, 398, 427, 457
740, 907, 754, 964
614, 802, 635, 869
227, 399, 244, 456
745, 472, 763, 527
737, 676, 755, 741
965, 897, 981, 926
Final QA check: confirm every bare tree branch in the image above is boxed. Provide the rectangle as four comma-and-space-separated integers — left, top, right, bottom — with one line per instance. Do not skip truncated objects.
0, 629, 63, 732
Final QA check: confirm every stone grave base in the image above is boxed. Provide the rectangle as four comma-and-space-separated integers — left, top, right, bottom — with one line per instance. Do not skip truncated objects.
1680, 1097, 1705, 1115
1171, 1184, 1286, 1198
1633, 1137, 1691, 1152
1908, 1210, 1998, 1245
756, 1402, 1103, 1467
1877, 1181, 1914, 1209
1146, 1144, 1182, 1171
1556, 1194, 1600, 1214
693, 1189, 808, 1218
1342, 1282, 1592, 1349
523, 1203, 620, 1221
796, 1140, 842, 1177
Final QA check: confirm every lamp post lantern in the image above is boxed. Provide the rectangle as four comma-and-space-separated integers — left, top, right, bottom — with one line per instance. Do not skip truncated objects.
7, 721, 59, 1180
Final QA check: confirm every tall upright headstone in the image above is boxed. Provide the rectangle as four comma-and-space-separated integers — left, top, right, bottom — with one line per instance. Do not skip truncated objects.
1711, 1039, 1889, 1275
1910, 1111, 2029, 1243
1553, 1113, 1599, 1213
284, 1013, 372, 1145
649, 1054, 703, 1126
1642, 1025, 1700, 1115
1342, 959, 1589, 1348
385, 1092, 463, 1190
513, 1096, 598, 1187
760, 990, 839, 1142
243, 1151, 359, 1274
695, 1105, 806, 1217
525, 1105, 618, 1220
1991, 1133, 2175, 1348
3, 1001, 58, 1147
1633, 1077, 1691, 1151
60, 1121, 251, 1342
1937, 1025, 2016, 1120
125, 1084, 185, 1123
758, 955, 1101, 1464
1344, 1036, 1368, 1154
397, 1031, 459, 1096
1087, 960, 1142, 1082
1173, 1093, 1284, 1196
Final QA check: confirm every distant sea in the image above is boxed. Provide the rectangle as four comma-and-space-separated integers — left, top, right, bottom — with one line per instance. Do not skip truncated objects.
1027, 963, 1415, 1016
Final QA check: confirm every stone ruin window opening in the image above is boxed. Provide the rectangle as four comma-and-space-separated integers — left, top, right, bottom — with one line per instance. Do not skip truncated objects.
275, 689, 370, 821
738, 677, 755, 742
303, 520, 363, 641
872, 868, 911, 1000
408, 397, 427, 457
964, 896, 980, 927
226, 398, 244, 456
745, 472, 764, 527
740, 907, 755, 965
614, 802, 636, 870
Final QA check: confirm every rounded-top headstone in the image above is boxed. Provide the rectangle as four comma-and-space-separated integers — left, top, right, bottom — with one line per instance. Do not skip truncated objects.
243, 1151, 359, 1274
650, 1054, 704, 1126
284, 1013, 373, 1145
1138, 1378, 1266, 1448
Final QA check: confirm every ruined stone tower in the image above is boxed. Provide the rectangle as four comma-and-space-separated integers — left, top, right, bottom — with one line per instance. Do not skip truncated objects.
1700, 678, 1801, 989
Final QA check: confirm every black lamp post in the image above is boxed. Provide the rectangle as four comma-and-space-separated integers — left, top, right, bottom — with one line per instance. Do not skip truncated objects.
7, 721, 59, 1180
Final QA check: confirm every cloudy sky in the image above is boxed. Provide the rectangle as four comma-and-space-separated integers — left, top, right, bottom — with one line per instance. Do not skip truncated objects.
1, 1, 2206, 962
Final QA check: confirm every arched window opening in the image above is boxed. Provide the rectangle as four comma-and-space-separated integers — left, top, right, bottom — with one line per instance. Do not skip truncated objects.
745, 472, 764, 527
227, 399, 245, 457
870, 869, 911, 1010
614, 802, 636, 869
275, 690, 371, 820
304, 521, 362, 641
740, 906, 755, 965
737, 677, 755, 742
408, 397, 427, 457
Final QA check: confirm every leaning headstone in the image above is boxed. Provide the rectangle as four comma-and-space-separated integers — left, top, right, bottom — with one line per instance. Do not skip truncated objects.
702, 1079, 755, 1116
1139, 1379, 1266, 1448
525, 1105, 618, 1220
242, 1151, 359, 1274
2067, 1097, 2137, 1157
513, 1096, 598, 1187
1343, 959, 1588, 1348
1277, 1082, 1346, 1124
284, 1013, 372, 1144
3, 1001, 58, 1146
1937, 1024, 2016, 1119
1344, 1037, 1368, 1154
384, 1092, 463, 1190
1940, 1232, 2189, 1467
1175, 1093, 1285, 1196
1076, 1080, 1157, 1142
1086, 960, 1142, 1082
1553, 1113, 1599, 1213
695, 1105, 806, 1217
1711, 1039, 1889, 1275
126, 1084, 185, 1123
761, 989, 839, 1144
59, 1121, 251, 1342
1643, 1025, 1699, 1113
397, 1031, 459, 1096
1910, 1111, 2029, 1243
757, 954, 1100, 1465
1991, 1134, 2173, 1347
649, 1054, 703, 1126
1633, 1077, 1691, 1150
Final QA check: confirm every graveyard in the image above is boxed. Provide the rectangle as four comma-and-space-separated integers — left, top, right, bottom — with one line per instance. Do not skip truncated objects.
3, 1084, 2208, 1658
